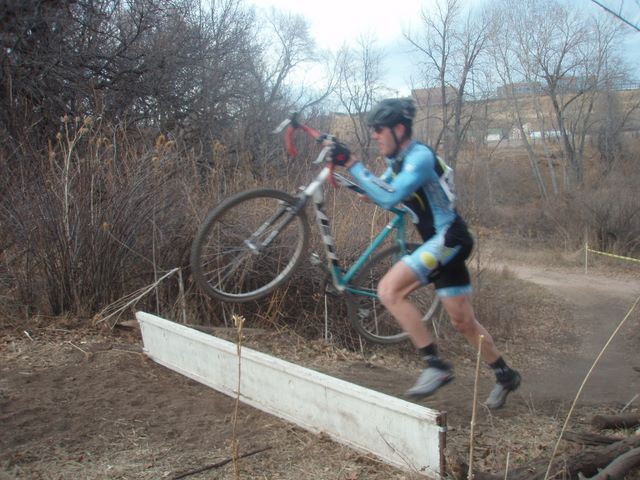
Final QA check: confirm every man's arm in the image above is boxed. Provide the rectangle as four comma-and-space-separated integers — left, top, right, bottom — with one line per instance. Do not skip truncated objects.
347, 150, 435, 209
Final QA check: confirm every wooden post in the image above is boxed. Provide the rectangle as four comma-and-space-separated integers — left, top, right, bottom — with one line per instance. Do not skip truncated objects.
468, 335, 484, 480
584, 224, 589, 275
178, 268, 187, 324
584, 243, 588, 275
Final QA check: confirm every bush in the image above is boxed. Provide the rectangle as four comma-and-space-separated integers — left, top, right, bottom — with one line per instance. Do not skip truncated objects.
2, 119, 197, 316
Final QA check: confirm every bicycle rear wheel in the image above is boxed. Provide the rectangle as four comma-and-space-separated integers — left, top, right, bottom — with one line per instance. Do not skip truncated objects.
346, 243, 440, 344
190, 189, 310, 302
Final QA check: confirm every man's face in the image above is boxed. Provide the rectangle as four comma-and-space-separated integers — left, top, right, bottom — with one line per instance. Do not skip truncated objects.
371, 124, 402, 157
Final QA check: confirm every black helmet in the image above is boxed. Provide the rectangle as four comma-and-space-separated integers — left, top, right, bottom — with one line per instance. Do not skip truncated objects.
367, 98, 416, 128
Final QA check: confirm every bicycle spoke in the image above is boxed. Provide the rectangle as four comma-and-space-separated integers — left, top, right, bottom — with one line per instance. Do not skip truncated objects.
191, 189, 309, 301
203, 250, 255, 291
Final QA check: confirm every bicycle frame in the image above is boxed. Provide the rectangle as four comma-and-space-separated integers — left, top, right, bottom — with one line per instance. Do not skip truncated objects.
296, 161, 409, 298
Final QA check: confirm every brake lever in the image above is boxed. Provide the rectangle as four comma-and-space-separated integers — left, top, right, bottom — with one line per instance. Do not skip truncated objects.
315, 133, 337, 144
313, 145, 332, 165
273, 117, 291, 134
273, 112, 301, 134
332, 172, 364, 193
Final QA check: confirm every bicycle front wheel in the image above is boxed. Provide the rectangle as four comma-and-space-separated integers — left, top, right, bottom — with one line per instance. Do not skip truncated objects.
346, 243, 440, 344
190, 189, 310, 302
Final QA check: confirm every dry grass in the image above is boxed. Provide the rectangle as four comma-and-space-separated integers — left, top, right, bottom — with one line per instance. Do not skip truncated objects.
1, 116, 639, 354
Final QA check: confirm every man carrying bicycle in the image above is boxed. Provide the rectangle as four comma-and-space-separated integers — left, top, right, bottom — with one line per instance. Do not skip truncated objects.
328, 98, 521, 409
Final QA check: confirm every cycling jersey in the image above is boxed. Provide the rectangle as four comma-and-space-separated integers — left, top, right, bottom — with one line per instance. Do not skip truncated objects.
348, 140, 474, 296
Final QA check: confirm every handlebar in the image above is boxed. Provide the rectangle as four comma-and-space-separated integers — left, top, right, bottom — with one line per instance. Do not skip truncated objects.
274, 112, 339, 157
275, 112, 341, 186
274, 114, 413, 216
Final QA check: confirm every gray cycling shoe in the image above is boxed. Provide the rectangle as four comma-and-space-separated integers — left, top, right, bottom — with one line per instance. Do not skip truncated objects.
405, 366, 454, 398
484, 370, 521, 409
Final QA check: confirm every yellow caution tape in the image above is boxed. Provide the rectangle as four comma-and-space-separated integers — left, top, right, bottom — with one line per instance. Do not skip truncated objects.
586, 247, 640, 264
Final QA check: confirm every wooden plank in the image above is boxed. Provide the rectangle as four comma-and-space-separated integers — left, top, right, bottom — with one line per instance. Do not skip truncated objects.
136, 311, 444, 478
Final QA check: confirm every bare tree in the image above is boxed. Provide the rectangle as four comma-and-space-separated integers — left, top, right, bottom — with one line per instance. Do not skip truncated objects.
405, 0, 490, 168
487, 2, 549, 198
490, 0, 627, 187
594, 86, 640, 176
262, 8, 317, 107
405, 0, 459, 160
335, 33, 385, 160
0, 0, 262, 158
0, 0, 300, 317
231, 7, 320, 166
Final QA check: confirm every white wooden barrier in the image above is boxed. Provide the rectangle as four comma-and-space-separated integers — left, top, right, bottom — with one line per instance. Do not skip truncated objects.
136, 312, 446, 478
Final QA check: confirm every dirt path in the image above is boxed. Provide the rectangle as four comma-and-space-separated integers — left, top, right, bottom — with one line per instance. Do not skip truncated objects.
1, 262, 639, 479
501, 264, 640, 404
325, 263, 640, 424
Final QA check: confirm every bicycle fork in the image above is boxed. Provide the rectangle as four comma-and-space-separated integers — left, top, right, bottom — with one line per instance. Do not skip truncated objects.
244, 195, 309, 253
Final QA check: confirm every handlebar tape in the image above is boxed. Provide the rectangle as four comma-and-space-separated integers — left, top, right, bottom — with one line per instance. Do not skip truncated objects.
283, 120, 339, 188
285, 126, 299, 157
284, 123, 323, 157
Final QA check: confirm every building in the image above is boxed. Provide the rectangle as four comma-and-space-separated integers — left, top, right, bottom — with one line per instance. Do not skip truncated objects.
496, 82, 543, 98
412, 86, 457, 107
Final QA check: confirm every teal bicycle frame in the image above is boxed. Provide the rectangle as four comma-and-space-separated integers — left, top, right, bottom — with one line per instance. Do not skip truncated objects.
340, 206, 408, 296
300, 161, 411, 299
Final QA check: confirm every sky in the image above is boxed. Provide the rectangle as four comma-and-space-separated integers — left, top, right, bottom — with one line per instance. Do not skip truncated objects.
247, 0, 640, 96
247, 0, 429, 95
248, 0, 425, 50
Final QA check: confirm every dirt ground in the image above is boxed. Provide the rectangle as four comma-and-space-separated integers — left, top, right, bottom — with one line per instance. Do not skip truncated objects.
2, 251, 639, 479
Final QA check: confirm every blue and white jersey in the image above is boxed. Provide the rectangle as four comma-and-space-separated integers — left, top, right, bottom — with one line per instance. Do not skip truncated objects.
348, 140, 473, 293
348, 140, 458, 241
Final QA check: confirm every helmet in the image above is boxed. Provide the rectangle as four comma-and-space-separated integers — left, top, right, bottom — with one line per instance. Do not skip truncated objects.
367, 98, 416, 128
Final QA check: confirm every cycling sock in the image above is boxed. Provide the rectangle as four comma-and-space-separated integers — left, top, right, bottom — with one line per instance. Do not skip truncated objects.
490, 356, 514, 383
419, 343, 438, 358
418, 344, 450, 370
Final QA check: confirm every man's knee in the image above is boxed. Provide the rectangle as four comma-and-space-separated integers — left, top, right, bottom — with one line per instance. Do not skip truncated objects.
443, 297, 476, 332
377, 262, 421, 308
450, 312, 474, 334
377, 278, 400, 307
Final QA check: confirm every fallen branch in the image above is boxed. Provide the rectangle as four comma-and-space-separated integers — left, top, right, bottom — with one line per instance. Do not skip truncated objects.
579, 446, 640, 480
170, 446, 272, 480
68, 341, 91, 358
544, 294, 640, 480
592, 413, 640, 430
449, 435, 640, 480
561, 431, 623, 446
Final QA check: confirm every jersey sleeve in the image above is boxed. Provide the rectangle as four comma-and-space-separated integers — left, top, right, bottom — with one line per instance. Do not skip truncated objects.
348, 147, 437, 210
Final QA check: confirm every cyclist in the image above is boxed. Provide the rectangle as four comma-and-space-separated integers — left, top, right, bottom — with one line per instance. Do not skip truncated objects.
328, 98, 521, 409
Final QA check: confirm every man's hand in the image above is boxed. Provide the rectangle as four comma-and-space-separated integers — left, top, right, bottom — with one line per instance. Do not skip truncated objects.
328, 142, 351, 167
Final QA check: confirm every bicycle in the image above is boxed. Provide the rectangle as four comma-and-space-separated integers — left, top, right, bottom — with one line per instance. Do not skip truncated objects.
190, 113, 439, 344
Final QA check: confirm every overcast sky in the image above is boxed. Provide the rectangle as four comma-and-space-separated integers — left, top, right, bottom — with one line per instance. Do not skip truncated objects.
247, 0, 640, 95
247, 0, 432, 95
247, 0, 424, 50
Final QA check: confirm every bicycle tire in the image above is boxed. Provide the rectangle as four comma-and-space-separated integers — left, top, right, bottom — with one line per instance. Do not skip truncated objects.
345, 243, 440, 344
190, 188, 310, 302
